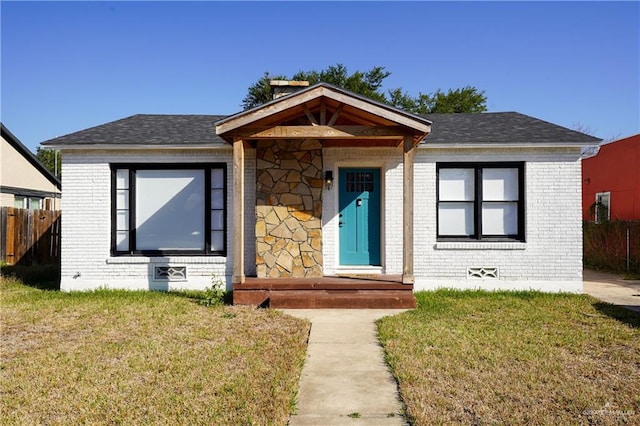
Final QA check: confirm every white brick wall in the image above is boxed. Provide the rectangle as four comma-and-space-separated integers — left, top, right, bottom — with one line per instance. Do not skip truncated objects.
60, 145, 584, 293
60, 149, 236, 291
413, 147, 584, 292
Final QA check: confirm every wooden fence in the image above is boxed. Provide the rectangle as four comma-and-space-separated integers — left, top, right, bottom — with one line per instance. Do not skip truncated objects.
1, 207, 61, 266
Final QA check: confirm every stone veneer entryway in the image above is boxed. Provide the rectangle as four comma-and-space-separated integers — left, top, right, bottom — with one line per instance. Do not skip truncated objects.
255, 139, 324, 278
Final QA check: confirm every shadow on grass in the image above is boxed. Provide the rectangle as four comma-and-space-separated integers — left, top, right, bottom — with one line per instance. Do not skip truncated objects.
1, 264, 60, 290
166, 289, 234, 306
592, 302, 640, 329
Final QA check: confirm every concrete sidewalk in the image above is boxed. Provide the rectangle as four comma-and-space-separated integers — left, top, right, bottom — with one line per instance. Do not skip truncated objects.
282, 309, 408, 426
583, 269, 640, 313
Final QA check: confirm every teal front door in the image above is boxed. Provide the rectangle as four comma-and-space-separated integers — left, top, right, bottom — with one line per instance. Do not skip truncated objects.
339, 168, 381, 265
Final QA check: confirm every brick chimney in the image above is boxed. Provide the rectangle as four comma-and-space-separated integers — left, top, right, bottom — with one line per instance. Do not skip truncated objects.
270, 80, 309, 100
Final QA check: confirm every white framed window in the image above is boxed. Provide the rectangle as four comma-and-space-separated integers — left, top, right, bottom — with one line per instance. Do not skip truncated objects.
14, 196, 43, 210
594, 192, 610, 223
111, 164, 226, 256
437, 163, 525, 241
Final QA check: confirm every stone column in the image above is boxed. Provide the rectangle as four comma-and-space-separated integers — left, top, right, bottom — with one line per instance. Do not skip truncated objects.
255, 139, 324, 278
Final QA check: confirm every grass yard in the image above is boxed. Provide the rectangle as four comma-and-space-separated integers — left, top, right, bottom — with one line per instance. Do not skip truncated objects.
377, 290, 640, 425
0, 276, 310, 425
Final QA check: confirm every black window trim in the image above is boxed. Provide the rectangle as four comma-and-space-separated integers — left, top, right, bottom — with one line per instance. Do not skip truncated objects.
436, 162, 525, 242
110, 163, 227, 257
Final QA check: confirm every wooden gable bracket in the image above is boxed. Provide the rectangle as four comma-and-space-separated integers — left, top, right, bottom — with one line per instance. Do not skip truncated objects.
327, 104, 343, 126
303, 105, 319, 126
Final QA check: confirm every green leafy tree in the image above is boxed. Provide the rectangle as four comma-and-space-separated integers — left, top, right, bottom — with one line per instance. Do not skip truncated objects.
242, 63, 487, 114
429, 86, 487, 113
242, 72, 288, 110
35, 147, 61, 179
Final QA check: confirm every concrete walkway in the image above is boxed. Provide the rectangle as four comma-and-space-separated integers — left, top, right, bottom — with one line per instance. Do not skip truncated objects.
583, 269, 640, 313
282, 309, 408, 426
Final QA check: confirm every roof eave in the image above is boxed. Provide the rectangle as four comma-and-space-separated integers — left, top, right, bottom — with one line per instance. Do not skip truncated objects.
46, 143, 230, 150
419, 140, 601, 149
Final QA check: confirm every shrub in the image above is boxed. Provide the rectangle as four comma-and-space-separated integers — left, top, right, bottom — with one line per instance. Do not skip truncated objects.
583, 220, 640, 273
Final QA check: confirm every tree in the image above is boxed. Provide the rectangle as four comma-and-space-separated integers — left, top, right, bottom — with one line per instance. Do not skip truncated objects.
429, 86, 487, 113
242, 63, 487, 114
242, 72, 287, 110
36, 147, 61, 180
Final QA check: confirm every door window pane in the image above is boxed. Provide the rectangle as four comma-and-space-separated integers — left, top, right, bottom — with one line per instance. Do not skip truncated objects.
346, 171, 375, 193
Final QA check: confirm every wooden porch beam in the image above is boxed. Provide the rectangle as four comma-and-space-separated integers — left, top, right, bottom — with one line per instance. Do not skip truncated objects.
402, 134, 414, 285
233, 125, 412, 140
327, 104, 344, 126
303, 106, 319, 126
232, 138, 245, 285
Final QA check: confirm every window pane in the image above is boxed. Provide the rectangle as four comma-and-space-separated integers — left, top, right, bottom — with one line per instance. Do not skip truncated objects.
135, 170, 205, 250
483, 168, 518, 201
116, 231, 129, 251
595, 192, 610, 222
482, 202, 518, 235
29, 198, 42, 210
438, 202, 474, 235
116, 210, 129, 230
116, 169, 129, 189
211, 169, 224, 189
439, 169, 475, 201
211, 231, 225, 251
14, 196, 25, 208
211, 210, 224, 230
116, 190, 129, 210
211, 189, 224, 210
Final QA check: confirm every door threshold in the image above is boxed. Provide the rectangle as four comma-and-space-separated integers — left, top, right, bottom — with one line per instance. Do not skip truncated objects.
335, 266, 383, 276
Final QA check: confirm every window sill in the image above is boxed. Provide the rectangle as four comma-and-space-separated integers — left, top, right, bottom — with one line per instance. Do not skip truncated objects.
435, 241, 526, 250
106, 256, 226, 265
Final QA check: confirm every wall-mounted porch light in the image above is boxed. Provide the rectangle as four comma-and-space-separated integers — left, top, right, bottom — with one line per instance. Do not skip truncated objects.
324, 170, 334, 190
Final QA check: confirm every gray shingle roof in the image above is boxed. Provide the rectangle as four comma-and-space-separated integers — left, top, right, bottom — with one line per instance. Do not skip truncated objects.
422, 112, 600, 144
41, 114, 228, 147
41, 112, 600, 147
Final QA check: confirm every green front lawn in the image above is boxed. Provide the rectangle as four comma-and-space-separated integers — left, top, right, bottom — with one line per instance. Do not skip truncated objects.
1, 277, 310, 425
378, 290, 640, 425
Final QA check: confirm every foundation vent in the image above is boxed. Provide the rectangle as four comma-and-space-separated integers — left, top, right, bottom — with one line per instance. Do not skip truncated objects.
467, 267, 499, 279
154, 266, 187, 281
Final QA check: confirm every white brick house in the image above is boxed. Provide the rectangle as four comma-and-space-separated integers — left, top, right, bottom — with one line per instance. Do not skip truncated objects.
42, 83, 600, 305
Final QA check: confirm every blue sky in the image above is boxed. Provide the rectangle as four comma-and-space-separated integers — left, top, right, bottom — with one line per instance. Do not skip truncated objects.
2, 1, 639, 152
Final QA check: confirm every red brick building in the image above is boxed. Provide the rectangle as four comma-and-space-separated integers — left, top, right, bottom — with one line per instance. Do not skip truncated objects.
582, 134, 640, 221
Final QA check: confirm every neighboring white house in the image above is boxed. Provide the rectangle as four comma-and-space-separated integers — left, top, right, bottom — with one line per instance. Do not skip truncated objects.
1, 123, 61, 210
42, 83, 600, 301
